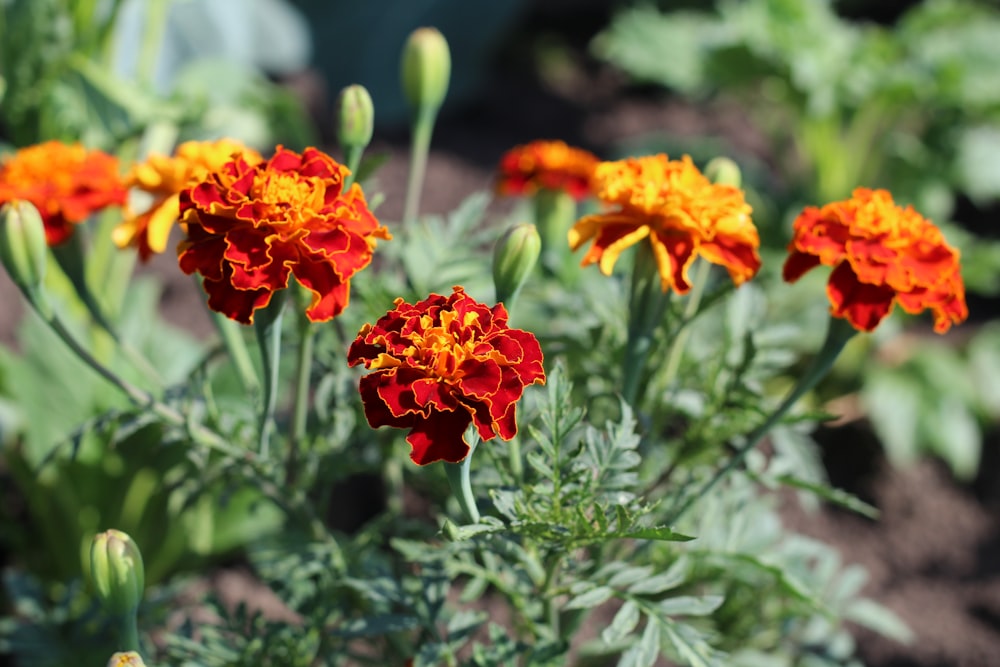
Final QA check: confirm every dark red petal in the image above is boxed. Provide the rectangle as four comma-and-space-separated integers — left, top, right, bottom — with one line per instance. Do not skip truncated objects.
827, 261, 896, 332
405, 408, 474, 465
782, 250, 822, 283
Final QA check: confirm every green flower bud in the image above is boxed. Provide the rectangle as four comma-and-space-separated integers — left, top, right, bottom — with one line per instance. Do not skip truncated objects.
107, 652, 147, 667
704, 157, 743, 188
336, 84, 375, 155
400, 27, 451, 113
89, 529, 145, 615
0, 200, 47, 293
493, 223, 541, 306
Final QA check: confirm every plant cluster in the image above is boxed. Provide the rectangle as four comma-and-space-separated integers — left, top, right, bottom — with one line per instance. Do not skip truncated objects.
0, 5, 975, 667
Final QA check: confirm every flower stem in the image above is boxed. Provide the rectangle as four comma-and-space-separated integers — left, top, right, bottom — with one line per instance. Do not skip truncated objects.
402, 108, 435, 226
254, 295, 286, 459
622, 242, 671, 406
287, 310, 315, 485
658, 259, 712, 392
445, 433, 481, 523
534, 189, 575, 275
119, 610, 140, 653
210, 309, 260, 396
342, 146, 363, 190
664, 316, 857, 524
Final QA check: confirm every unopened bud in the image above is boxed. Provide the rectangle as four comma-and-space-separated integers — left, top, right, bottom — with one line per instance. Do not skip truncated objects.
493, 223, 541, 305
0, 200, 48, 292
89, 529, 145, 615
336, 84, 375, 155
704, 157, 742, 188
400, 27, 451, 113
107, 652, 147, 667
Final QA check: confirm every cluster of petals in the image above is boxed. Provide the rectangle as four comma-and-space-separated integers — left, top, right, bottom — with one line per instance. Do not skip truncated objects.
347, 286, 546, 466
496, 140, 599, 200
114, 139, 262, 261
178, 145, 390, 324
569, 154, 761, 292
783, 188, 967, 333
0, 140, 127, 246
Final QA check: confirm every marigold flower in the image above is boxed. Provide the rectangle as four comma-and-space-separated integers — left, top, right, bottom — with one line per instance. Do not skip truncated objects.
783, 188, 967, 333
348, 286, 546, 465
569, 154, 761, 292
114, 139, 263, 261
497, 140, 599, 200
178, 145, 390, 324
0, 141, 126, 245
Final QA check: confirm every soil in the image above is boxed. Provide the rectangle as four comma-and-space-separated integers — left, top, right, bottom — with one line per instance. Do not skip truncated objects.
3, 2, 1000, 666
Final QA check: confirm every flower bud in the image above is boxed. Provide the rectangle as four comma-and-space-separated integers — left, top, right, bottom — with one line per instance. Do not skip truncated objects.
704, 156, 743, 188
107, 652, 147, 667
493, 223, 541, 305
0, 200, 48, 292
336, 84, 375, 155
400, 27, 451, 113
89, 529, 145, 615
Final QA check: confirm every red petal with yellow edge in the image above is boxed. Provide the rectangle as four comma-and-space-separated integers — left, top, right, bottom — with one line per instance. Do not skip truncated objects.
405, 408, 474, 465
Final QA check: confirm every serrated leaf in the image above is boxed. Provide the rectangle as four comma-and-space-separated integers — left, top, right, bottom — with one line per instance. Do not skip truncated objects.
617, 616, 661, 667
845, 599, 913, 644
662, 621, 726, 667
627, 566, 689, 596
658, 595, 724, 617
607, 566, 654, 589
330, 613, 420, 638
444, 518, 506, 541
565, 585, 615, 610
773, 474, 879, 520
620, 526, 696, 542
602, 600, 641, 645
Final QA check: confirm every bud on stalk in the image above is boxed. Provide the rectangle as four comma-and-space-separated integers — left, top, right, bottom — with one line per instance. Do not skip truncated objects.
704, 156, 743, 188
400, 27, 451, 114
492, 223, 541, 310
90, 529, 145, 615
335, 84, 375, 178
0, 200, 48, 294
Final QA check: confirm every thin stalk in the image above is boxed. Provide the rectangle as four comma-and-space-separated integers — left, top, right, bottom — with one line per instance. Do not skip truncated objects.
254, 298, 286, 459
445, 437, 481, 524
209, 309, 260, 396
137, 0, 170, 87
658, 259, 713, 392
119, 611, 140, 653
343, 147, 363, 188
621, 243, 671, 406
402, 108, 435, 226
664, 316, 857, 525
286, 311, 315, 485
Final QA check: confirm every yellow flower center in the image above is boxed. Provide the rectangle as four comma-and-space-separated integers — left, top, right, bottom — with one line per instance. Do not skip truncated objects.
249, 172, 326, 230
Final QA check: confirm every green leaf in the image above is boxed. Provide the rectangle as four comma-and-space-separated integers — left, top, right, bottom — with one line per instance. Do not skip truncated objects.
662, 620, 726, 667
564, 585, 616, 611
844, 598, 913, 644
772, 474, 879, 519
617, 616, 661, 667
862, 365, 921, 465
602, 600, 641, 645
657, 595, 724, 617
627, 559, 689, 596
620, 526, 696, 542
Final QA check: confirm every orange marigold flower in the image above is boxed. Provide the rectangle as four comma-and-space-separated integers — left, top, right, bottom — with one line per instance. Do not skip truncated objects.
114, 139, 263, 261
178, 145, 390, 324
569, 154, 761, 292
347, 286, 546, 466
497, 140, 599, 200
0, 141, 126, 246
783, 188, 967, 333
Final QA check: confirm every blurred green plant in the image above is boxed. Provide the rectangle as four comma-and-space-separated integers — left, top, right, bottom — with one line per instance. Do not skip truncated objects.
593, 0, 1000, 478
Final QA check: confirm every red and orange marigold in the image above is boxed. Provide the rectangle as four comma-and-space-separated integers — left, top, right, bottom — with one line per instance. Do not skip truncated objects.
347, 286, 546, 466
783, 187, 967, 333
115, 139, 263, 261
0, 141, 127, 245
178, 145, 390, 324
496, 140, 599, 200
569, 154, 761, 292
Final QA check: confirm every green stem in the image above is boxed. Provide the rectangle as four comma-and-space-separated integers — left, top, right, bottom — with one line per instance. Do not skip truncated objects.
343, 146, 363, 189
209, 309, 260, 396
444, 434, 480, 523
664, 316, 857, 525
119, 610, 140, 653
508, 436, 523, 482
658, 259, 712, 392
287, 311, 315, 485
621, 243, 671, 406
254, 296, 286, 459
402, 108, 436, 225
534, 190, 575, 275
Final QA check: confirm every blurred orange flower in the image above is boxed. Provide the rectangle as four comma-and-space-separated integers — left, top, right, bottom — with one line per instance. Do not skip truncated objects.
569, 154, 760, 292
178, 146, 390, 324
0, 141, 126, 245
783, 188, 967, 333
114, 139, 262, 261
496, 140, 598, 200
348, 287, 545, 466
